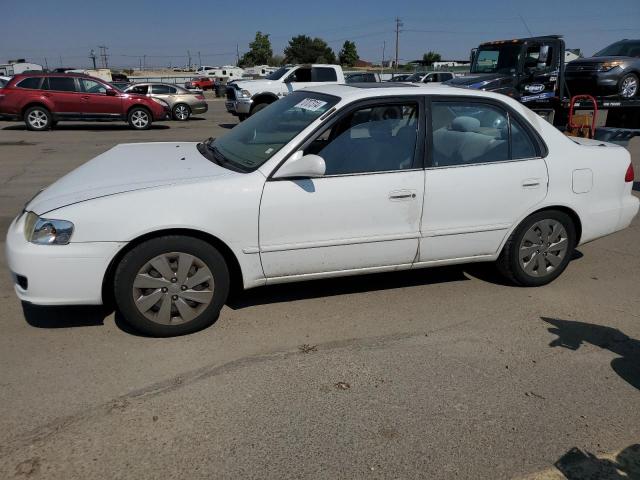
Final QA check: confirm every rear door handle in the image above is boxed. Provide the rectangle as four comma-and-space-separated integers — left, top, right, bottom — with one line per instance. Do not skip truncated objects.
389, 190, 417, 201
521, 178, 541, 188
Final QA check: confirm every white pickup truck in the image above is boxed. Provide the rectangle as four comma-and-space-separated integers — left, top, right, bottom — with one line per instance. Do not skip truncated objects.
225, 64, 345, 119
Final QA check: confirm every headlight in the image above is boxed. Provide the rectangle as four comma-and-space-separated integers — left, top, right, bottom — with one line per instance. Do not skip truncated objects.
151, 97, 170, 107
239, 89, 251, 98
23, 212, 74, 245
597, 61, 623, 72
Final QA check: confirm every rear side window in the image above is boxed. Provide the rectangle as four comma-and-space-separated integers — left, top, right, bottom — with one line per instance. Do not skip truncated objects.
127, 85, 149, 94
45, 77, 77, 92
313, 68, 337, 82
152, 85, 177, 94
17, 77, 42, 89
430, 101, 538, 167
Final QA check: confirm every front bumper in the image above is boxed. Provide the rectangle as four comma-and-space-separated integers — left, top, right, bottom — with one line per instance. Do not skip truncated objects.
5, 213, 125, 305
565, 68, 623, 95
225, 98, 252, 115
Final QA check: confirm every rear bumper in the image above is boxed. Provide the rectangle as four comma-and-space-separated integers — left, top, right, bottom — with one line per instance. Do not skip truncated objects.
5, 213, 124, 305
191, 102, 208, 114
617, 194, 640, 230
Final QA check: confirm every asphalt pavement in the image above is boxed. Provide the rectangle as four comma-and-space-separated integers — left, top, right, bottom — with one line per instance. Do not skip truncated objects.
0, 97, 639, 479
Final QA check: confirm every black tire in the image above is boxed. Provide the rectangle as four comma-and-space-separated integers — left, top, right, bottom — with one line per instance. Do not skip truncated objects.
127, 107, 152, 130
238, 114, 248, 122
250, 102, 269, 116
24, 106, 52, 131
618, 73, 639, 98
497, 210, 576, 287
172, 103, 191, 121
113, 236, 230, 337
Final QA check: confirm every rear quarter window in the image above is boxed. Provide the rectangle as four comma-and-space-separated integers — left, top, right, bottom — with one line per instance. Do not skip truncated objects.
16, 77, 42, 89
313, 68, 338, 82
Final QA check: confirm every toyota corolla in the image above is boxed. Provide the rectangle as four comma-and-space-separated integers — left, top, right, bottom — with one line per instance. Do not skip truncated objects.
6, 84, 638, 336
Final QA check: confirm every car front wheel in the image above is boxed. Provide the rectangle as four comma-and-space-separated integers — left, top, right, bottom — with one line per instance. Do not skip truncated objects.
619, 73, 638, 98
114, 236, 230, 336
497, 210, 576, 287
24, 106, 52, 131
127, 107, 152, 130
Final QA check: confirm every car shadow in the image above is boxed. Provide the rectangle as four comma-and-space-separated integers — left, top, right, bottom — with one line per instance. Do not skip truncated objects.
551, 444, 640, 479
2, 124, 170, 131
218, 123, 238, 129
22, 302, 111, 328
542, 317, 640, 391
227, 265, 471, 309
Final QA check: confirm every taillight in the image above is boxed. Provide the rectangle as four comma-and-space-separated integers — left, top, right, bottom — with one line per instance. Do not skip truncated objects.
195, 94, 205, 100
625, 163, 634, 183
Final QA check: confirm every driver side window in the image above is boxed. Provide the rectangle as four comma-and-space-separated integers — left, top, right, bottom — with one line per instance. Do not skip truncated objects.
288, 68, 312, 83
304, 102, 419, 175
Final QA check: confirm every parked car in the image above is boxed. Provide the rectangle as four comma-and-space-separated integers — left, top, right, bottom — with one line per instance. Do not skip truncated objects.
565, 39, 640, 98
0, 73, 169, 130
345, 72, 380, 83
111, 72, 129, 83
405, 71, 455, 83
185, 77, 214, 91
388, 74, 411, 82
110, 81, 131, 90
7, 84, 638, 336
124, 83, 207, 120
0, 75, 10, 88
226, 64, 345, 120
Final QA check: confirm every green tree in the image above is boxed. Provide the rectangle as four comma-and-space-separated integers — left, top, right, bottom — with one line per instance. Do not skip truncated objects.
284, 35, 336, 64
240, 31, 273, 67
338, 40, 359, 67
422, 51, 442, 66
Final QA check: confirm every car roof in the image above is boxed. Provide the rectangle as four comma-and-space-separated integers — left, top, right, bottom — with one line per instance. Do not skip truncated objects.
306, 83, 505, 101
11, 72, 92, 79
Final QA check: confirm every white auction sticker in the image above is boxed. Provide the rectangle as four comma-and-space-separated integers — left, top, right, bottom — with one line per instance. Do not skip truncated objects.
294, 98, 327, 112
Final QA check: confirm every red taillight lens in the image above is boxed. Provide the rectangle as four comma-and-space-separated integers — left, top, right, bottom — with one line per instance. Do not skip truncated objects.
625, 163, 634, 183
195, 94, 205, 100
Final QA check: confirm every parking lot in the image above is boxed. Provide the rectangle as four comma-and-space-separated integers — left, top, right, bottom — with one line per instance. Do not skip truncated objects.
0, 95, 639, 479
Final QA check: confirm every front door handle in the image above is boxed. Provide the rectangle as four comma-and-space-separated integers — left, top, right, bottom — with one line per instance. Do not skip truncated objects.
521, 178, 541, 188
389, 190, 417, 201
81, 95, 90, 101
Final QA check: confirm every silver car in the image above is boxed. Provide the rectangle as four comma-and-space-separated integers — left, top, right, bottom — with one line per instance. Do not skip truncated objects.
124, 83, 207, 120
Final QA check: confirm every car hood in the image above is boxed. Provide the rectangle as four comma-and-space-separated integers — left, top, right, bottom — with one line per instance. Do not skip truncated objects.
446, 73, 510, 89
28, 142, 233, 215
572, 55, 636, 64
232, 79, 280, 93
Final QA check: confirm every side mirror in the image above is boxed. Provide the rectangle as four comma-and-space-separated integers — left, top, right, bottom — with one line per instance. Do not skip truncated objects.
538, 45, 550, 63
106, 88, 117, 96
273, 152, 326, 179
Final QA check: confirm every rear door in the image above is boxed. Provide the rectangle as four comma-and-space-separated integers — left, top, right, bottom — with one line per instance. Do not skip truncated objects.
418, 97, 548, 263
151, 84, 178, 105
42, 76, 82, 116
77, 78, 122, 117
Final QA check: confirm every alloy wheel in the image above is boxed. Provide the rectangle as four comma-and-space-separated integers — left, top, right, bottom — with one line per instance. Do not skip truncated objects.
131, 110, 149, 128
132, 252, 214, 325
621, 76, 638, 98
518, 219, 569, 277
28, 110, 48, 129
174, 104, 190, 120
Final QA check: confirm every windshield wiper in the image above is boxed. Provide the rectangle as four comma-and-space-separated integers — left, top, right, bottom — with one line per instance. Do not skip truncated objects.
198, 137, 248, 173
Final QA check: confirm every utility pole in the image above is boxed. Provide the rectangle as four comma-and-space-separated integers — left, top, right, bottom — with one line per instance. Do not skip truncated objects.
44, 57, 49, 70
139, 57, 142, 71
395, 17, 403, 74
89, 49, 97, 69
143, 54, 147, 71
198, 51, 202, 68
381, 41, 386, 75
236, 44, 240, 66
187, 50, 192, 70
59, 55, 63, 68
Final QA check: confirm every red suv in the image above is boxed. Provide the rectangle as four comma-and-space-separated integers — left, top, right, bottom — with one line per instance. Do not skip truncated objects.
185, 77, 215, 90
0, 73, 170, 130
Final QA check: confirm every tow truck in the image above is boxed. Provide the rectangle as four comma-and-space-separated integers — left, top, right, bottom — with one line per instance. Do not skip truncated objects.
448, 35, 640, 140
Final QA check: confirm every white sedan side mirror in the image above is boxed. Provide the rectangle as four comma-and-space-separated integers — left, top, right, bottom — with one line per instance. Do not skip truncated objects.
273, 152, 326, 179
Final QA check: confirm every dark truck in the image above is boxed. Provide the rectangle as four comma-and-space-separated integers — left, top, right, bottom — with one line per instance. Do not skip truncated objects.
448, 35, 640, 132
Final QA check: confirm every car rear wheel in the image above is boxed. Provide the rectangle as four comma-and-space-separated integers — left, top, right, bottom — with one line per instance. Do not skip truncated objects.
172, 103, 191, 121
24, 106, 52, 131
114, 236, 230, 336
619, 73, 638, 98
497, 210, 576, 287
127, 107, 152, 130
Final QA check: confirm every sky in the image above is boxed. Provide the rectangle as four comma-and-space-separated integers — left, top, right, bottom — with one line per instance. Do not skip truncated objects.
1, 0, 639, 69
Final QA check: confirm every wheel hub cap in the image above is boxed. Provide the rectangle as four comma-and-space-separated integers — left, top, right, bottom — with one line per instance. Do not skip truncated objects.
132, 111, 148, 127
132, 252, 214, 325
519, 219, 569, 277
28, 111, 47, 128
622, 78, 637, 98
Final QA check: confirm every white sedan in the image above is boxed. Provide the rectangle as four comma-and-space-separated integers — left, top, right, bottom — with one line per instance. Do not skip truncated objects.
6, 84, 638, 336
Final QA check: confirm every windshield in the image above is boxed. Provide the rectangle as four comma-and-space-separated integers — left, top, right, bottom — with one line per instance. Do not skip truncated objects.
405, 72, 424, 82
265, 66, 290, 80
208, 91, 338, 171
471, 45, 521, 74
594, 40, 640, 57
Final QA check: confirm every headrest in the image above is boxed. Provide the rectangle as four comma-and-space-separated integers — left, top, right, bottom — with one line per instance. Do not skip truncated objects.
451, 116, 480, 132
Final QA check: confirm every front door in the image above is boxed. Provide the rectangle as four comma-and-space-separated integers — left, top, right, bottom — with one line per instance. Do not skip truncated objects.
77, 78, 122, 117
419, 98, 548, 263
259, 99, 425, 279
